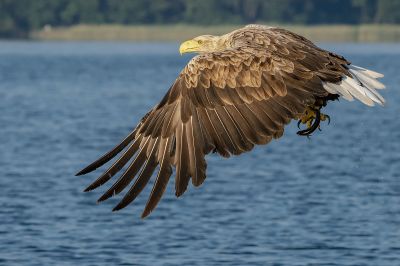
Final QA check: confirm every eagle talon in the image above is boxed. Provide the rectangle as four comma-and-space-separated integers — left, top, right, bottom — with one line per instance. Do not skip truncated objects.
297, 104, 332, 137
296, 128, 313, 137
326, 115, 331, 125
297, 108, 321, 136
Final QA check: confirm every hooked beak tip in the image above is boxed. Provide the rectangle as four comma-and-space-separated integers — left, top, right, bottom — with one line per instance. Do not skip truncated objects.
179, 39, 198, 55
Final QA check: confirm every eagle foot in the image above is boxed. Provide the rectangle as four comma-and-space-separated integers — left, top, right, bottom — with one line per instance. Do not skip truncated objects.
297, 107, 330, 136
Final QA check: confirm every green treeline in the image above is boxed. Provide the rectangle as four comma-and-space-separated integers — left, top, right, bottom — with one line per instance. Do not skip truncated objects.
1, 0, 400, 38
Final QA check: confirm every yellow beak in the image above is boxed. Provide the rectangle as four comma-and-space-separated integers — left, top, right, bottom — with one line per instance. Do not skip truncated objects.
179, 40, 200, 55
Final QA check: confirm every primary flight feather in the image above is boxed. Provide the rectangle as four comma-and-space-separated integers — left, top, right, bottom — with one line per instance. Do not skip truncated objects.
77, 25, 385, 218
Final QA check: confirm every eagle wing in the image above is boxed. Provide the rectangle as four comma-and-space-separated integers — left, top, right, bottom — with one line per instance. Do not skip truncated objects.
77, 27, 383, 218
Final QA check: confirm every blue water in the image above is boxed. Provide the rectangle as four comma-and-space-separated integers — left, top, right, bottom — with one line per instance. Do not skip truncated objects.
1, 41, 399, 266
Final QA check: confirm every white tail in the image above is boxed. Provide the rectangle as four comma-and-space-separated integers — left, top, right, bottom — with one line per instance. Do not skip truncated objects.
323, 65, 385, 106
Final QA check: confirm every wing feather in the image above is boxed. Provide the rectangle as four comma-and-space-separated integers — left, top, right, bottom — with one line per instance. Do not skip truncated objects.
84, 137, 141, 192
141, 137, 173, 218
207, 108, 237, 154
112, 138, 160, 211
215, 105, 250, 153
175, 123, 190, 196
97, 136, 151, 202
196, 107, 230, 157
76, 130, 136, 176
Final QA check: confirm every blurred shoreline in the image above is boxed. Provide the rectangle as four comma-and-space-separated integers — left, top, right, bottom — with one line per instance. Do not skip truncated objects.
28, 24, 400, 42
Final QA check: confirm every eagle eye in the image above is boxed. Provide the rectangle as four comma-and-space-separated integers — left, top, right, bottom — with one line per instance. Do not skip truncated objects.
197, 40, 203, 45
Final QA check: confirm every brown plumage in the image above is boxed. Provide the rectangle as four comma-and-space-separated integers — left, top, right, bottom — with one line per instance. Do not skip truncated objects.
77, 25, 385, 218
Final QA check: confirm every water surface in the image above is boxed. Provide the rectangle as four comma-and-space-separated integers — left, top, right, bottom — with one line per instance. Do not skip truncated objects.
0, 41, 399, 266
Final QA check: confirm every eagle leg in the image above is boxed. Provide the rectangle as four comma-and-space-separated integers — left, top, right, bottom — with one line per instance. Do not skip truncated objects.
297, 106, 331, 136
297, 109, 321, 136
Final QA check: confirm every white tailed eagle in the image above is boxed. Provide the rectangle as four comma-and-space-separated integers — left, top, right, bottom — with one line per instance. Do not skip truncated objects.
77, 25, 385, 218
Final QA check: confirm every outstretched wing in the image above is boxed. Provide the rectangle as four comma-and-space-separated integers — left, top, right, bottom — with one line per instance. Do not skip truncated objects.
76, 27, 381, 218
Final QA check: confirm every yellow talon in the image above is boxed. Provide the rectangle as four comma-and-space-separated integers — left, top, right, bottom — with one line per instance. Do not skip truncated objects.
297, 106, 330, 136
320, 113, 330, 124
